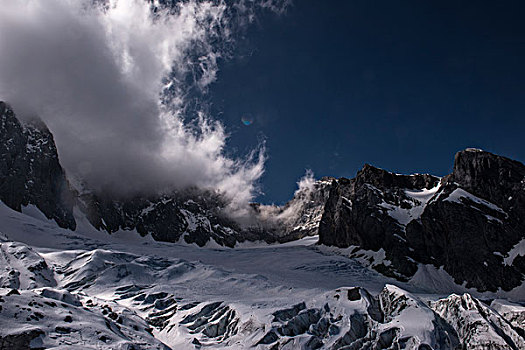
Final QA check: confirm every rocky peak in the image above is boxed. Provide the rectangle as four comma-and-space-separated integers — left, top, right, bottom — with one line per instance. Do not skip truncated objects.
0, 102, 75, 229
279, 176, 334, 237
320, 149, 525, 292
356, 163, 440, 190
451, 148, 525, 206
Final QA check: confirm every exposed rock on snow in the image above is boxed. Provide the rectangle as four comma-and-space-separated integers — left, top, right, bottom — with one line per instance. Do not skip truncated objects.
0, 240, 56, 289
318, 165, 441, 281
432, 293, 525, 349
490, 299, 525, 336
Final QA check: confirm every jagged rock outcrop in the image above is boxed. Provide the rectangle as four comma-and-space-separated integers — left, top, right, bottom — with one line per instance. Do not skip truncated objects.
280, 176, 334, 238
319, 149, 525, 291
0, 102, 76, 229
319, 165, 440, 280
406, 149, 525, 291
257, 285, 461, 349
78, 176, 332, 248
0, 328, 45, 350
431, 293, 525, 350
77, 188, 244, 247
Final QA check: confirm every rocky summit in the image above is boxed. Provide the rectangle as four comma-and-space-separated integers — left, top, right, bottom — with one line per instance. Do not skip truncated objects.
319, 148, 525, 292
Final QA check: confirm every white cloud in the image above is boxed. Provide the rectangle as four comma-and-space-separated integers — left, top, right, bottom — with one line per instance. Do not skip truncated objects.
237, 169, 315, 227
0, 0, 287, 208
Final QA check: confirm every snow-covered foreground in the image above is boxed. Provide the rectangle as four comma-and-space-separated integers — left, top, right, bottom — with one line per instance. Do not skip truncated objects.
0, 203, 524, 349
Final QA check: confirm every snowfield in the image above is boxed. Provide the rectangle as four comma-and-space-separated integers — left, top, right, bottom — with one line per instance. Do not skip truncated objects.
0, 202, 524, 349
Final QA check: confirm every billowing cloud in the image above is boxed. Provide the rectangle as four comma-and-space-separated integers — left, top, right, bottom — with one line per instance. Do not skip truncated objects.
0, 0, 288, 208
264, 169, 315, 220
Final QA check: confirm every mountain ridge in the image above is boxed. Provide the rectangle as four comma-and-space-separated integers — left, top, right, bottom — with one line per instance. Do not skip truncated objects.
1, 101, 524, 294
0, 102, 330, 247
319, 148, 525, 292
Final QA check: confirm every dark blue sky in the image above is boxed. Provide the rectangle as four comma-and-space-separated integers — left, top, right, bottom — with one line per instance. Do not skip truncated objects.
209, 0, 525, 204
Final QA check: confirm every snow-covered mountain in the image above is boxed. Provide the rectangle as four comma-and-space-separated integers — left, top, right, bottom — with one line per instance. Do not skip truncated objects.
1, 101, 525, 349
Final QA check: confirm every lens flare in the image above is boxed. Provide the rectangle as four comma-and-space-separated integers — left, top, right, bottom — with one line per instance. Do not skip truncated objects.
241, 116, 253, 126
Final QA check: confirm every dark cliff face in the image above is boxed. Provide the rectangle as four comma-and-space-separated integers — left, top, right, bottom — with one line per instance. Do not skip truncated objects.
0, 102, 76, 229
319, 149, 525, 292
273, 176, 334, 240
318, 168, 441, 280
407, 149, 525, 291
76, 176, 333, 248
77, 188, 247, 247
452, 149, 525, 206
0, 102, 241, 245
355, 164, 439, 191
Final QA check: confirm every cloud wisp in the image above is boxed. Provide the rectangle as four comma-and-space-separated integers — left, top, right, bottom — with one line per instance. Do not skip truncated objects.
0, 0, 287, 207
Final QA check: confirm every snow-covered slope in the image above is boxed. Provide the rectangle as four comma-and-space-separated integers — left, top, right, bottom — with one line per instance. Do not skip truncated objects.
432, 294, 525, 349
1, 203, 524, 349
